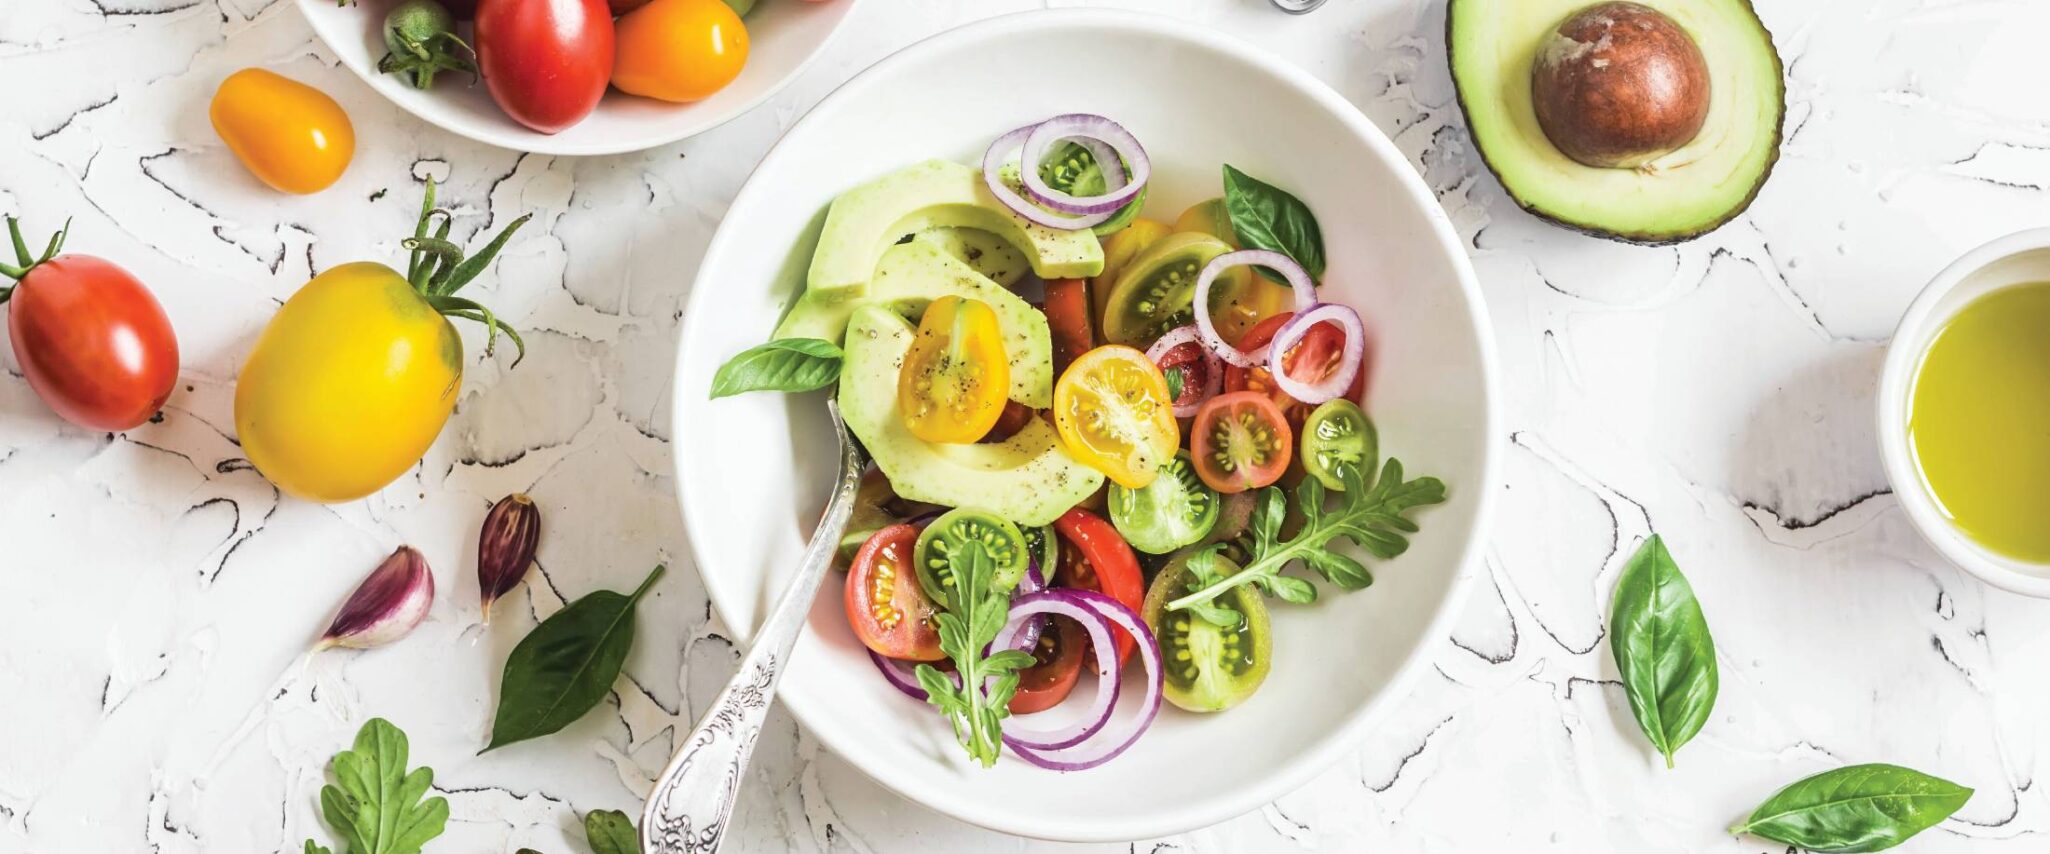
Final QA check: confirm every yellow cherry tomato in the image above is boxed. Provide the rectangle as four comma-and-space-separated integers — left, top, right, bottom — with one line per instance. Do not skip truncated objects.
1093, 218, 1169, 321
612, 0, 750, 103
899, 296, 1009, 444
1171, 200, 1298, 344
1174, 199, 1238, 246
1054, 346, 1179, 489
209, 68, 354, 195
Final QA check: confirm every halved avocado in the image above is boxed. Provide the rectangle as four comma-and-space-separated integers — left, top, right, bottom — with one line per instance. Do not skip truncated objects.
1448, 0, 1784, 244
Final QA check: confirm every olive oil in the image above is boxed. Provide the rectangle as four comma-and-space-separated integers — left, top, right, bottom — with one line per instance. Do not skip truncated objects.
1908, 282, 2050, 562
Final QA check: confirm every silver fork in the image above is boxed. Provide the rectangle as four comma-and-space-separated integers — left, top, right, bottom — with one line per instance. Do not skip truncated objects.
641, 399, 869, 854
1270, 0, 1328, 13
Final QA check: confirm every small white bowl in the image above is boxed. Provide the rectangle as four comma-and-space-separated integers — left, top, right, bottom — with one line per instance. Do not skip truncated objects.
669, 9, 1498, 841
298, 0, 861, 156
1877, 228, 2050, 597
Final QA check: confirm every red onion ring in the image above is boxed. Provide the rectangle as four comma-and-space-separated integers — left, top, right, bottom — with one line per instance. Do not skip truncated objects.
1002, 590, 1163, 770
1145, 325, 1223, 418
982, 124, 1117, 230
1268, 302, 1366, 405
867, 650, 932, 701
994, 598, 1118, 751
1193, 250, 1316, 367
1019, 114, 1150, 215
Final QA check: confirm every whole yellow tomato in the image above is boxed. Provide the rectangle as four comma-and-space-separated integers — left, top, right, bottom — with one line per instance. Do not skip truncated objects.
613, 0, 749, 103
210, 68, 354, 195
236, 183, 528, 502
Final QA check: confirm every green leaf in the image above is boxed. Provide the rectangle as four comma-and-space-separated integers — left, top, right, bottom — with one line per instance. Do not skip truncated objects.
584, 808, 640, 854
1164, 366, 1185, 400
486, 566, 665, 751
1261, 573, 1320, 603
317, 718, 449, 854
1222, 164, 1327, 282
1608, 535, 1717, 768
305, 842, 333, 854
1731, 764, 1972, 852
710, 339, 843, 398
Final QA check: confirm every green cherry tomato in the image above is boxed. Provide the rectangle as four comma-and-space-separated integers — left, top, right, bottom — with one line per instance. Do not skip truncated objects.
1021, 523, 1058, 581
914, 508, 1029, 600
1109, 451, 1220, 554
1301, 399, 1378, 491
1142, 550, 1272, 712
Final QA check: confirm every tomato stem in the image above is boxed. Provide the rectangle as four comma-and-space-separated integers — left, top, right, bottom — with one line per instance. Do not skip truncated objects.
0, 216, 71, 282
397, 179, 532, 367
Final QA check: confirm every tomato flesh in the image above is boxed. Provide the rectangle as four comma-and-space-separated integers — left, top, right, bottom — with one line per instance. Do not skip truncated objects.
6, 255, 178, 431
844, 524, 943, 661
1053, 345, 1179, 489
1009, 616, 1087, 714
899, 296, 1010, 444
1190, 391, 1294, 494
1152, 339, 1214, 413
1223, 311, 1368, 430
1042, 277, 1095, 378
1053, 508, 1145, 667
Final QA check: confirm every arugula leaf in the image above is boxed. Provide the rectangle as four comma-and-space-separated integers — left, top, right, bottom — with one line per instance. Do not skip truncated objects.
314, 718, 449, 854
1169, 459, 1444, 615
1222, 164, 1327, 282
1182, 551, 1245, 627
911, 538, 1032, 766
709, 338, 842, 398
1731, 763, 1971, 852
1164, 366, 1185, 400
486, 566, 665, 751
1610, 535, 1717, 768
305, 843, 333, 854
584, 808, 641, 854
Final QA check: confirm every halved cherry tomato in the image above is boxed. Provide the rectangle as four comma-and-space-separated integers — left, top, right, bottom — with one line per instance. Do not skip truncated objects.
977, 400, 1035, 444
1190, 391, 1293, 494
475, 0, 614, 134
1053, 508, 1145, 667
613, 0, 749, 104
1009, 616, 1087, 714
1223, 311, 1368, 430
1152, 338, 1215, 414
843, 524, 943, 661
1053, 345, 1178, 489
1092, 218, 1169, 321
899, 296, 1009, 444
1042, 277, 1095, 378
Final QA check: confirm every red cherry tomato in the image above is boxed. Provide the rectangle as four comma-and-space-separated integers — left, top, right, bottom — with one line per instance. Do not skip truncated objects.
474, 0, 615, 134
1223, 311, 1368, 431
1052, 508, 1144, 668
844, 524, 944, 661
1008, 616, 1087, 714
1042, 277, 1095, 378
2, 222, 178, 431
1190, 391, 1293, 494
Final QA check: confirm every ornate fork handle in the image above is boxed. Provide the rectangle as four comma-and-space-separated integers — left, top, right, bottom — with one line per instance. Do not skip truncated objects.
641, 404, 867, 854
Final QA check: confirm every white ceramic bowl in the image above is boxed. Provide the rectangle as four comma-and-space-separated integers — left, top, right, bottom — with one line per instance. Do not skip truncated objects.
1878, 228, 2050, 598
299, 0, 860, 155
670, 10, 1499, 841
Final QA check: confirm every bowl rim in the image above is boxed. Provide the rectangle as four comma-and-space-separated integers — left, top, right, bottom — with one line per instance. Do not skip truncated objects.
1876, 226, 2050, 598
667, 7, 1501, 840
295, 0, 866, 157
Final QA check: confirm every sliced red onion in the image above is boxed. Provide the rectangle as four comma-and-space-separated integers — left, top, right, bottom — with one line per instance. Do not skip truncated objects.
1268, 302, 1366, 405
868, 650, 931, 701
1019, 114, 1150, 215
1146, 325, 1223, 417
1193, 250, 1316, 367
996, 601, 1119, 751
1002, 590, 1163, 770
983, 124, 1117, 230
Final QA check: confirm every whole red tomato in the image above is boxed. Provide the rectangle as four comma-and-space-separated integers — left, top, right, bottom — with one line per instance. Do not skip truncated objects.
474, 0, 615, 134
2, 221, 178, 431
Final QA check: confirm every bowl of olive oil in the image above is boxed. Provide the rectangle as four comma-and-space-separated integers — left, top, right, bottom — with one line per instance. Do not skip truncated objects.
1881, 228, 2050, 596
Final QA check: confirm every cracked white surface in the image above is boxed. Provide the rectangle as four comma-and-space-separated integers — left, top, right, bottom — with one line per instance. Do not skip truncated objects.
4, 0, 2050, 851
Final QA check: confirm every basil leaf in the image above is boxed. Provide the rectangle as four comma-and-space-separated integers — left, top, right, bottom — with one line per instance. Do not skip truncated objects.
1609, 535, 1716, 768
317, 718, 448, 854
709, 338, 842, 398
485, 565, 665, 751
1732, 764, 1972, 852
584, 808, 641, 854
1222, 164, 1326, 282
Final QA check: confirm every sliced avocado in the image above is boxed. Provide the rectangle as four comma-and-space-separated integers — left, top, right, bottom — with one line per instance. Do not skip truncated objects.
919, 226, 1030, 288
806, 160, 1103, 301
1448, 0, 1783, 244
776, 237, 1054, 407
839, 305, 1102, 527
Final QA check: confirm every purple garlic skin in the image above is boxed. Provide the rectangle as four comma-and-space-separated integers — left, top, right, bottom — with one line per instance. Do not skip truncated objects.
478, 493, 541, 622
320, 546, 434, 650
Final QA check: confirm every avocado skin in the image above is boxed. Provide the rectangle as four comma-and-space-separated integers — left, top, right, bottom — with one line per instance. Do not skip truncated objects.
1445, 0, 1785, 245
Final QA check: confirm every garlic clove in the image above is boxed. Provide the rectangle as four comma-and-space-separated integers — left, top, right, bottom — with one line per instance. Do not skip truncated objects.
320, 546, 435, 650
477, 493, 541, 622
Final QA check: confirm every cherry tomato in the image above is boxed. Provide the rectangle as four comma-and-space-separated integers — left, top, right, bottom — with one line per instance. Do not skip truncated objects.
1190, 391, 1293, 494
1223, 311, 1369, 430
1009, 616, 1087, 714
613, 0, 749, 103
976, 400, 1035, 445
1053, 508, 1145, 667
1042, 277, 1095, 378
899, 296, 1009, 444
1092, 219, 1168, 321
1053, 345, 1179, 489
1, 221, 177, 431
843, 524, 943, 661
1152, 338, 1215, 414
209, 68, 354, 195
475, 0, 614, 134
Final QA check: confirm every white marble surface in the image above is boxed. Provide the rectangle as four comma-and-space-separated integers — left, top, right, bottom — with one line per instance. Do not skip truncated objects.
4, 0, 2050, 851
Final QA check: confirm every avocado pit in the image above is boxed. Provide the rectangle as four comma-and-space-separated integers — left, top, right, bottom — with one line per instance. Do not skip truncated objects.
1531, 1, 1711, 170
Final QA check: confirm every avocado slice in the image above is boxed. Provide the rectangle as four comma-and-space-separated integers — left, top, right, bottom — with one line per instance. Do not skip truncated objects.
1448, 0, 1783, 244
806, 160, 1103, 301
775, 236, 1055, 408
839, 305, 1102, 527
920, 226, 1031, 288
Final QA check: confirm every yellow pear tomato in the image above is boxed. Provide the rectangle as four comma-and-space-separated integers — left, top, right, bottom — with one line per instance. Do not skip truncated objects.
898, 296, 1009, 444
210, 68, 355, 195
613, 0, 750, 104
1054, 346, 1179, 489
236, 183, 528, 503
